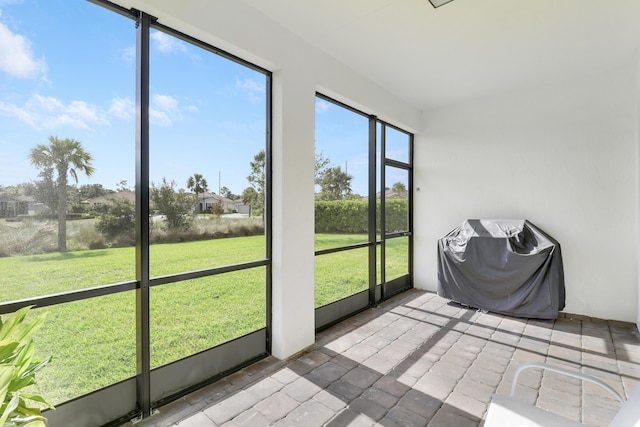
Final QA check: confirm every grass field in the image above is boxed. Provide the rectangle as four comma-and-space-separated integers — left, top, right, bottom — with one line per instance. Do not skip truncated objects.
0, 233, 408, 404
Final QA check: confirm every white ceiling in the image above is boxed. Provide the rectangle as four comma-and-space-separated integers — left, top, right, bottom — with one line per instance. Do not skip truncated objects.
239, 0, 640, 110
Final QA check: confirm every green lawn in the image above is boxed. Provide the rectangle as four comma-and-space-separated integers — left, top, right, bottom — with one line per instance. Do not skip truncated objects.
0, 233, 408, 404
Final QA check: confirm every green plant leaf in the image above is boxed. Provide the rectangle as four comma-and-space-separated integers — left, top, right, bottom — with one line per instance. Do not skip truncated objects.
0, 307, 51, 427
18, 393, 54, 410
19, 357, 51, 380
0, 366, 14, 408
0, 392, 19, 426
9, 316, 46, 346
0, 307, 31, 341
11, 341, 35, 378
0, 340, 20, 364
14, 398, 42, 417
8, 376, 35, 394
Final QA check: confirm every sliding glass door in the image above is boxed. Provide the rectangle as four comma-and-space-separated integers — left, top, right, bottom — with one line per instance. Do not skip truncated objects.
314, 95, 413, 329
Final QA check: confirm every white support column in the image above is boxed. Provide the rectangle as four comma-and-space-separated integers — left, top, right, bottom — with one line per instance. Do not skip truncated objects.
270, 68, 316, 359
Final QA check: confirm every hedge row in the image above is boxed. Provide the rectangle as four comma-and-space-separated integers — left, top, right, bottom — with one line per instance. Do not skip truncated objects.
315, 199, 408, 233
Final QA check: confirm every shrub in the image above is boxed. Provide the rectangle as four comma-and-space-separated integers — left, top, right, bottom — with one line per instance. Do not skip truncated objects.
0, 306, 54, 427
95, 199, 135, 240
314, 199, 408, 234
68, 225, 108, 251
1, 222, 57, 256
150, 178, 195, 231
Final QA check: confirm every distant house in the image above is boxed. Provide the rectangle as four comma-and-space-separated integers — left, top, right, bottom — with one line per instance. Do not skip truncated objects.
196, 192, 237, 213
82, 191, 136, 209
234, 200, 251, 214
0, 193, 35, 217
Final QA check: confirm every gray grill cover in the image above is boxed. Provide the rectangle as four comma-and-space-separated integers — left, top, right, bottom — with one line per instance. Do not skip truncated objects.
437, 219, 565, 319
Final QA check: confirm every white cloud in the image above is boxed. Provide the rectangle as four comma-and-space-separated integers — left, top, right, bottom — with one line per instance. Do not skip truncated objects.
152, 94, 178, 112
0, 100, 37, 128
0, 22, 46, 78
236, 78, 264, 104
108, 97, 134, 120
149, 94, 182, 126
149, 109, 172, 127
29, 94, 64, 111
0, 94, 109, 130
45, 114, 91, 130
151, 31, 187, 54
68, 100, 102, 124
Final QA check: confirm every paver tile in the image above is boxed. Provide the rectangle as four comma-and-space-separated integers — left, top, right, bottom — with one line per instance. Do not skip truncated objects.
254, 392, 299, 422
311, 361, 350, 382
299, 350, 333, 368
282, 376, 324, 403
285, 401, 334, 427
359, 387, 399, 410
397, 389, 441, 419
176, 412, 215, 427
427, 404, 480, 427
429, 360, 467, 380
327, 409, 377, 426
373, 375, 412, 398
313, 389, 349, 412
342, 367, 382, 389
384, 406, 429, 427
362, 354, 397, 375
328, 379, 365, 402
414, 372, 457, 401
270, 367, 301, 385
348, 397, 388, 421
454, 377, 495, 403
445, 391, 487, 419
123, 291, 640, 427
203, 391, 258, 425
244, 377, 284, 400
226, 409, 272, 427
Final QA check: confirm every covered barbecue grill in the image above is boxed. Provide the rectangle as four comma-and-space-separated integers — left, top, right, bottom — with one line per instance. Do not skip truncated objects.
437, 219, 565, 319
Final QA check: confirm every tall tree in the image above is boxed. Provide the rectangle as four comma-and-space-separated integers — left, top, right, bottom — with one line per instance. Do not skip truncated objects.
29, 136, 94, 252
246, 150, 266, 217
78, 183, 112, 200
391, 181, 407, 196
220, 186, 238, 200
186, 173, 208, 214
318, 166, 353, 200
315, 151, 331, 185
241, 187, 259, 217
116, 179, 131, 192
151, 178, 195, 230
31, 166, 58, 215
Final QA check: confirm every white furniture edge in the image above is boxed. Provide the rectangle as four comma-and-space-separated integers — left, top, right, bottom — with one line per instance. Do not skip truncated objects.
510, 362, 625, 403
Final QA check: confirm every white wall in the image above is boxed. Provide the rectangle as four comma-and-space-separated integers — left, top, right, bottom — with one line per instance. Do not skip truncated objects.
414, 64, 639, 323
115, 0, 421, 358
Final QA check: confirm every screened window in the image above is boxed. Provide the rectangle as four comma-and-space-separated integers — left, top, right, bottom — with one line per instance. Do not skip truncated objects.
0, 0, 271, 417
314, 94, 413, 321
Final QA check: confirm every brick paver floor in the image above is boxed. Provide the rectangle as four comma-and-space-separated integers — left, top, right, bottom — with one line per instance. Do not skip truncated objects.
121, 290, 640, 427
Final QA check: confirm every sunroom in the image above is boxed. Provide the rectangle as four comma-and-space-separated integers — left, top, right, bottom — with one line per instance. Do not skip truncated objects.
0, 0, 639, 426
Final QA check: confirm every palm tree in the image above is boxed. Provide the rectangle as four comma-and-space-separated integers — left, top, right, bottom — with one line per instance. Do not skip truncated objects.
186, 173, 208, 215
29, 136, 94, 252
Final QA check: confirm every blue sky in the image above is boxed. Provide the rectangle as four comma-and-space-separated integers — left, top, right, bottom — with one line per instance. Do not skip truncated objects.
0, 0, 407, 197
